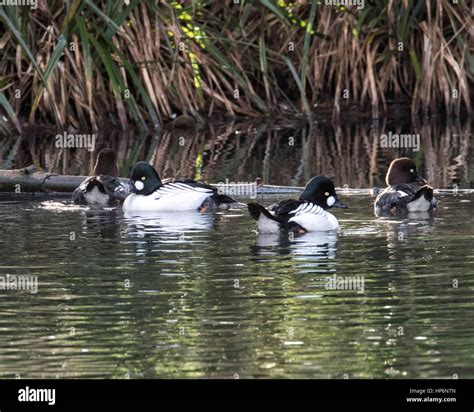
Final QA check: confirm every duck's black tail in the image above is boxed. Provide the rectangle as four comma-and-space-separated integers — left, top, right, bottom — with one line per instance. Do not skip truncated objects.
73, 176, 128, 205
414, 185, 434, 201
248, 202, 283, 222
248, 203, 282, 233
415, 185, 437, 210
213, 194, 238, 204
210, 193, 246, 209
84, 177, 106, 193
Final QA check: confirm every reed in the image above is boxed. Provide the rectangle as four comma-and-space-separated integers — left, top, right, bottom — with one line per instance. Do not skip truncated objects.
0, 0, 471, 133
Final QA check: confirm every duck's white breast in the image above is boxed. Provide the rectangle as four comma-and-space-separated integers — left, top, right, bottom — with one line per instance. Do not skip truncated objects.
84, 186, 109, 206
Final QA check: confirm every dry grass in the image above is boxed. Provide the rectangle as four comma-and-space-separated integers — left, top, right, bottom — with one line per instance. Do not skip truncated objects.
0, 0, 472, 133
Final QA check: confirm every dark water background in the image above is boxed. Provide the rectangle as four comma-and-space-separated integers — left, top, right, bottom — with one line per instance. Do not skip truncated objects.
2, 116, 472, 189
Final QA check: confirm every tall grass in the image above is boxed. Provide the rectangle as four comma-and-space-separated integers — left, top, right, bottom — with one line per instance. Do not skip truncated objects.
0, 0, 471, 133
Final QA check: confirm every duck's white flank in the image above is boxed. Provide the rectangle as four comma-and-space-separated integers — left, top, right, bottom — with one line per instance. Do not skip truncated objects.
256, 213, 280, 233
407, 195, 431, 212
288, 203, 339, 231
123, 182, 213, 211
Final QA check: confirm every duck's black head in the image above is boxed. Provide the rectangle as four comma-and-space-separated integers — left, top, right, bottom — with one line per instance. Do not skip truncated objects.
299, 176, 348, 210
128, 162, 162, 195
386, 157, 426, 185
94, 148, 119, 176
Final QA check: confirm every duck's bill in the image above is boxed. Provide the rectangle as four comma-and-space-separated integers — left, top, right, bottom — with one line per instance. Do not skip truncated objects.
415, 174, 427, 184
128, 180, 137, 193
332, 197, 348, 209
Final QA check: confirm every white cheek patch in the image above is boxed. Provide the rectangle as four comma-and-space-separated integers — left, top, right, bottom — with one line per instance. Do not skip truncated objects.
327, 196, 336, 207
134, 181, 144, 191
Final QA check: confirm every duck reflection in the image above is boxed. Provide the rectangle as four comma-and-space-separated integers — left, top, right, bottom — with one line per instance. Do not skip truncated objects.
250, 232, 291, 256
80, 208, 121, 239
123, 210, 215, 238
375, 212, 436, 260
290, 231, 338, 259
374, 205, 438, 220
250, 230, 338, 263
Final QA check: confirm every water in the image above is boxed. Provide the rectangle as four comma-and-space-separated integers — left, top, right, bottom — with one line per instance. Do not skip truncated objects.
0, 118, 472, 378
0, 192, 472, 379
1, 116, 472, 189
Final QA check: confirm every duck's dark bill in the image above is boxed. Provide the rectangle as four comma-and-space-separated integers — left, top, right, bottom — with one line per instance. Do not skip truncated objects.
333, 198, 348, 208
416, 174, 427, 184
128, 181, 136, 193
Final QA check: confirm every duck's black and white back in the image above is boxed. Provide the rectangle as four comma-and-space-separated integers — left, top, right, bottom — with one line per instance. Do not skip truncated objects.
72, 149, 127, 207
73, 175, 127, 206
374, 158, 437, 214
375, 183, 436, 213
248, 176, 347, 233
123, 162, 239, 212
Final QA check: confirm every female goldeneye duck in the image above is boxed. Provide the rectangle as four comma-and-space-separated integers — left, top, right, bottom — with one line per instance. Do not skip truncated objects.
374, 157, 437, 214
123, 161, 239, 212
247, 176, 348, 233
72, 148, 127, 206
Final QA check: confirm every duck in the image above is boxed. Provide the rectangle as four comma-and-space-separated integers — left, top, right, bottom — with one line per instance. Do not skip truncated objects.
247, 176, 348, 233
72, 148, 127, 206
123, 161, 240, 212
374, 157, 437, 214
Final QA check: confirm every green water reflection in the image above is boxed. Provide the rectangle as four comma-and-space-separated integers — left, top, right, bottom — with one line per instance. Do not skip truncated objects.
0, 193, 472, 378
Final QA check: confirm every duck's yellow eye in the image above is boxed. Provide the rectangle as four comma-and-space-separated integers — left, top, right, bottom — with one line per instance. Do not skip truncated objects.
141, 176, 146, 181
324, 192, 329, 196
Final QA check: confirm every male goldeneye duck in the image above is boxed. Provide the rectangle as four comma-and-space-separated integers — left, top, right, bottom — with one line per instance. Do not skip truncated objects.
374, 157, 437, 214
247, 176, 348, 233
72, 148, 127, 207
123, 162, 239, 212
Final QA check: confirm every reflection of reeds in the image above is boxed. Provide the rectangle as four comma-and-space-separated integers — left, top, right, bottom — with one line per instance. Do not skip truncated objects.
413, 117, 472, 187
0, 1, 471, 132
1, 117, 471, 189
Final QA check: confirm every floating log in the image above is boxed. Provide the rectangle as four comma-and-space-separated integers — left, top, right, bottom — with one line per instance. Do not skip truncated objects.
0, 165, 128, 193
0, 165, 304, 195
2, 167, 470, 195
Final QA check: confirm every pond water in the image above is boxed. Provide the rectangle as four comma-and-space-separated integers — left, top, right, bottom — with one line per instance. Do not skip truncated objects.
0, 193, 472, 379
0, 117, 472, 379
